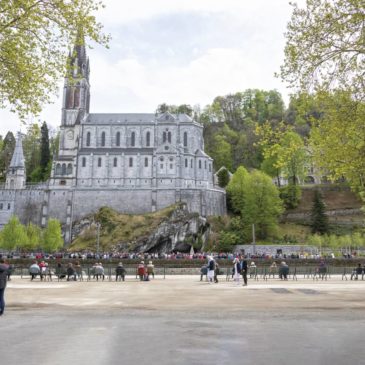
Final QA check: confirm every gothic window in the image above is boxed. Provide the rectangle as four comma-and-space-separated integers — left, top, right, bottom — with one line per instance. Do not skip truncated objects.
74, 87, 80, 108
146, 131, 151, 147
204, 161, 207, 169
169, 164, 173, 169
129, 157, 133, 167
56, 163, 61, 175
185, 159, 188, 168
114, 157, 118, 167
82, 157, 86, 167
163, 131, 167, 143
116, 132, 121, 146
0, 203, 2, 210
7, 203, 11, 210
145, 157, 149, 167
199, 160, 202, 169
183, 132, 188, 147
61, 164, 66, 175
67, 163, 73, 175
66, 88, 74, 108
191, 159, 193, 168
98, 158, 102, 167
86, 132, 91, 147
168, 131, 172, 143
101, 132, 106, 147
131, 132, 136, 147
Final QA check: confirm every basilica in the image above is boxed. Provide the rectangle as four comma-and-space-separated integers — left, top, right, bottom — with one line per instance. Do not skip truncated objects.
0, 40, 226, 242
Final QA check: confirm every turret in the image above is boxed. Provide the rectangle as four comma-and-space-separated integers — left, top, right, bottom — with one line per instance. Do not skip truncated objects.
5, 132, 26, 189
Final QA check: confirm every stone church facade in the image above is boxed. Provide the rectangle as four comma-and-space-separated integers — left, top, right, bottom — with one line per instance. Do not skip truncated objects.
0, 41, 226, 243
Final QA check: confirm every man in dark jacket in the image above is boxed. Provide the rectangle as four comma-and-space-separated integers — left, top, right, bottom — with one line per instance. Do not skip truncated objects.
0, 259, 9, 316
240, 255, 248, 286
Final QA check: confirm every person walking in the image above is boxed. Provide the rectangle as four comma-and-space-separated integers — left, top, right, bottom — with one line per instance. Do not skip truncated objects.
0, 259, 9, 316
233, 258, 241, 285
207, 256, 215, 284
147, 261, 155, 280
240, 255, 248, 286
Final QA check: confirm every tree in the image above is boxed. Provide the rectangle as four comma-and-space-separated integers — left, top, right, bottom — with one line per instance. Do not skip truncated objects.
280, 0, 365, 100
40, 122, 50, 180
217, 168, 230, 188
0, 131, 15, 181
24, 223, 41, 251
226, 166, 249, 214
256, 122, 307, 185
227, 168, 283, 239
0, 215, 28, 251
0, 0, 109, 119
309, 91, 365, 194
209, 135, 233, 171
241, 170, 284, 239
310, 190, 329, 235
22, 123, 41, 182
42, 218, 63, 252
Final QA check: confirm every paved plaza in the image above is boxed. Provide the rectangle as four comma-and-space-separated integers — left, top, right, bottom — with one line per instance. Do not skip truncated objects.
1, 276, 365, 364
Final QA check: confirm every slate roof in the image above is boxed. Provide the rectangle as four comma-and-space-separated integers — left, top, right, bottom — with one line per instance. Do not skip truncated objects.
9, 132, 25, 168
85, 113, 155, 124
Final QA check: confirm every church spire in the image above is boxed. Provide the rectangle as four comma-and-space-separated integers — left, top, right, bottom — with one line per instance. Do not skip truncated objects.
6, 132, 26, 189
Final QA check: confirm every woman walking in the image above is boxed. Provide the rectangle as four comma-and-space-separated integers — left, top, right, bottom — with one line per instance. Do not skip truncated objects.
233, 258, 241, 285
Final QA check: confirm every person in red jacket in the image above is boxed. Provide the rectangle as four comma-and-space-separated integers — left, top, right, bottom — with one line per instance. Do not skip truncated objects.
137, 261, 146, 281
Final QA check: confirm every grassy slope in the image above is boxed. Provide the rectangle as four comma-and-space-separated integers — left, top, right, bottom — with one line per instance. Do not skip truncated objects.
70, 205, 178, 252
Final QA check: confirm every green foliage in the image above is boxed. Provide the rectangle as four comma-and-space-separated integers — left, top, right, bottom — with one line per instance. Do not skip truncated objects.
155, 103, 194, 116
280, 0, 365, 101
0, 0, 109, 119
217, 168, 230, 188
310, 190, 329, 235
227, 167, 283, 239
24, 223, 41, 251
40, 122, 50, 179
22, 124, 41, 182
217, 231, 240, 252
42, 218, 63, 252
0, 215, 28, 251
0, 131, 15, 181
280, 184, 302, 209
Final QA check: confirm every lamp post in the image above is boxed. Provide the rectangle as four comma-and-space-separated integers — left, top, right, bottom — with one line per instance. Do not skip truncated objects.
96, 222, 100, 257
252, 223, 256, 255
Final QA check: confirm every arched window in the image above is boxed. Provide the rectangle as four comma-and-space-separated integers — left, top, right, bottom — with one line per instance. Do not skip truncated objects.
113, 157, 118, 167
183, 132, 188, 147
146, 131, 151, 147
131, 132, 135, 147
86, 132, 91, 147
74, 87, 80, 107
98, 158, 102, 167
185, 158, 188, 167
56, 163, 61, 175
191, 159, 193, 168
61, 164, 66, 175
82, 157, 86, 167
101, 132, 106, 147
129, 157, 133, 167
204, 161, 207, 169
0, 203, 2, 210
209, 164, 212, 172
67, 163, 73, 175
116, 132, 121, 147
168, 131, 172, 143
163, 131, 167, 143
199, 160, 202, 169
145, 157, 149, 167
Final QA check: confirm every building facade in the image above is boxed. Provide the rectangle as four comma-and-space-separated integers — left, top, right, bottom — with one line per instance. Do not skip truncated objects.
0, 41, 226, 243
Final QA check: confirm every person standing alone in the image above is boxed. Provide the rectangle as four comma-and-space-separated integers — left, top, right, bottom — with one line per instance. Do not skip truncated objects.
0, 259, 9, 316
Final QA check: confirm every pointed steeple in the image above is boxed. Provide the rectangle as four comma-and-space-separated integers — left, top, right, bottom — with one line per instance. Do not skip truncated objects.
6, 132, 26, 189
9, 132, 25, 168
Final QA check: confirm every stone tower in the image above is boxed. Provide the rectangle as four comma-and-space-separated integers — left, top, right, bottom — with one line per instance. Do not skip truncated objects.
5, 132, 26, 189
51, 33, 90, 186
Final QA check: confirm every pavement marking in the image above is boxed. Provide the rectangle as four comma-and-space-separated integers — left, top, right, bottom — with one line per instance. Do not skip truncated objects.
270, 288, 293, 294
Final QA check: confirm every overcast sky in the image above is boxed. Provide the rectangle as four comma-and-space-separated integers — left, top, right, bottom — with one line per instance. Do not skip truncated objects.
0, 0, 305, 136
